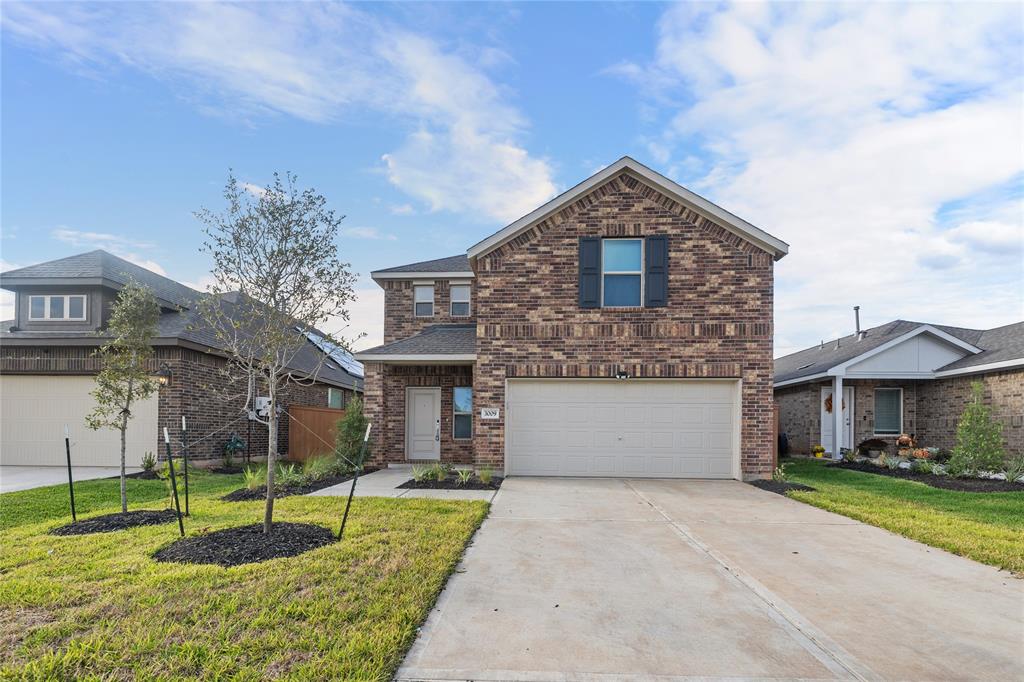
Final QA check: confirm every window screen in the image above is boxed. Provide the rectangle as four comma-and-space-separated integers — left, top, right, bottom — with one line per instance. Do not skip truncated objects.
874, 388, 902, 434
414, 285, 434, 317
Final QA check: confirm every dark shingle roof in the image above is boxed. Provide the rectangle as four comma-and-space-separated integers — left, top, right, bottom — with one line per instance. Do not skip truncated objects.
0, 250, 199, 308
373, 254, 470, 274
356, 325, 476, 356
775, 319, 1020, 383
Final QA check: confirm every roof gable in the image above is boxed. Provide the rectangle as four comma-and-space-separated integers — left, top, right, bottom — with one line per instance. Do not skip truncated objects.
467, 156, 789, 262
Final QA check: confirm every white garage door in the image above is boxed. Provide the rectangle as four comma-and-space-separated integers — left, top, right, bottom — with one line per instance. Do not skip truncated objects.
506, 379, 739, 479
0, 375, 159, 467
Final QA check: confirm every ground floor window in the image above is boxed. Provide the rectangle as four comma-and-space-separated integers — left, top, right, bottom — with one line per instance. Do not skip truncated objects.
453, 387, 472, 439
328, 387, 346, 409
874, 388, 902, 434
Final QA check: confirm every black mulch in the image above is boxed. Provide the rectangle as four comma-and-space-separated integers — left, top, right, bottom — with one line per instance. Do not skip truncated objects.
208, 466, 246, 475
748, 479, 816, 496
829, 461, 1024, 493
220, 468, 379, 502
398, 475, 503, 491
51, 509, 179, 536
125, 470, 162, 480
153, 522, 336, 567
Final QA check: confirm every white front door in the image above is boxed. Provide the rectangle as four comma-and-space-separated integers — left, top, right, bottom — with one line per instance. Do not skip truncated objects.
820, 386, 854, 454
406, 387, 441, 460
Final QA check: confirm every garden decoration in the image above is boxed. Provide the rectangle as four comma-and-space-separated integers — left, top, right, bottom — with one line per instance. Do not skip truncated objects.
63, 424, 77, 522
163, 427, 185, 537
811, 444, 826, 458
180, 416, 190, 516
338, 422, 372, 540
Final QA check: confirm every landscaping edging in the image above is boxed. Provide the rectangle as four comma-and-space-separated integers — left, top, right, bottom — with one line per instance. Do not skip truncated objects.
220, 468, 379, 502
828, 461, 1024, 493
153, 522, 336, 567
51, 509, 179, 535
398, 476, 503, 491
748, 480, 816, 496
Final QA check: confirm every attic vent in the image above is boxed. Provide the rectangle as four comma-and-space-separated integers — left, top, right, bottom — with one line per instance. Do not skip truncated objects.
797, 362, 814, 370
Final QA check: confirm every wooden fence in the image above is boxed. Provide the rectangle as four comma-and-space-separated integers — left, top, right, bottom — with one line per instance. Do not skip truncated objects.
287, 406, 346, 462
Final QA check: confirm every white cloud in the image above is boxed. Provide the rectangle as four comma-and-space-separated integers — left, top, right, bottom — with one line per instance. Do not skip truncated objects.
3, 2, 556, 224
240, 182, 266, 198
50, 227, 167, 275
614, 2, 1024, 357
389, 204, 415, 216
341, 226, 397, 241
337, 286, 384, 351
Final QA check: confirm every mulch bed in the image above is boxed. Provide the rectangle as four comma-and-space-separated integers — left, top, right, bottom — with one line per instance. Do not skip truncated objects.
398, 475, 503, 491
748, 479, 816, 496
125, 470, 161, 480
208, 465, 246, 475
51, 509, 179, 536
829, 461, 1024, 493
153, 522, 336, 567
220, 468, 378, 502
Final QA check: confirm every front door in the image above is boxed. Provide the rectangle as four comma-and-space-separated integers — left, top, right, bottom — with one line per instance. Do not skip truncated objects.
820, 386, 854, 454
406, 387, 441, 460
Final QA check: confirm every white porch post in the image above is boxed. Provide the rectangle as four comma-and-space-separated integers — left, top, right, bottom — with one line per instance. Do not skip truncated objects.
832, 374, 844, 459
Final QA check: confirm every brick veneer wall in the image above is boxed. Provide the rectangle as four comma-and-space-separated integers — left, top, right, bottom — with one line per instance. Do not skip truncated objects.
382, 279, 476, 344
917, 370, 1024, 452
0, 344, 352, 463
472, 171, 776, 479
362, 363, 474, 466
775, 383, 816, 454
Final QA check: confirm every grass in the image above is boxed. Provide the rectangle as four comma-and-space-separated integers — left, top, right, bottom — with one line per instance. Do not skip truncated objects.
0, 471, 489, 680
783, 458, 1024, 574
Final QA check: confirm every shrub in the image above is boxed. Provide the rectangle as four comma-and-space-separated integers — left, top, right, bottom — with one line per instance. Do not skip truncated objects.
334, 397, 370, 469
948, 382, 1006, 476
243, 466, 266, 490
1003, 454, 1024, 484
141, 451, 156, 473
276, 463, 304, 487
478, 468, 494, 485
222, 433, 245, 469
302, 455, 336, 483
456, 469, 473, 486
426, 463, 446, 482
841, 448, 858, 463
771, 464, 787, 482
411, 465, 430, 483
912, 459, 935, 474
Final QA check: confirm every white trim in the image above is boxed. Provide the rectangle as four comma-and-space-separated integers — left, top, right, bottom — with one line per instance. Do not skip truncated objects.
353, 353, 476, 364
774, 372, 830, 388
872, 387, 903, 435
327, 386, 345, 409
28, 294, 88, 321
467, 157, 789, 261
372, 270, 474, 281
934, 358, 1024, 377
827, 325, 981, 375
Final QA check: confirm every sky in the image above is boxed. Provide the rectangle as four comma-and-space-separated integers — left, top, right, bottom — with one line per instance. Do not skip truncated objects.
2, 1, 1022, 356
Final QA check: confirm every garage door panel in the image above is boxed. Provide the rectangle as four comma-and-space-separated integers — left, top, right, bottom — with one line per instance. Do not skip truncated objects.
506, 379, 737, 479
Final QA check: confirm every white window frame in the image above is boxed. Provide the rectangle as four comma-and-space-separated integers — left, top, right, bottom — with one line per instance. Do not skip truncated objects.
600, 238, 644, 308
453, 386, 473, 440
413, 285, 434, 317
328, 387, 346, 409
873, 387, 903, 435
450, 284, 471, 317
28, 294, 88, 321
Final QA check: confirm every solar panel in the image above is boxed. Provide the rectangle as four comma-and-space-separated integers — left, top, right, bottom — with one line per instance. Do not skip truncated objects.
303, 330, 364, 378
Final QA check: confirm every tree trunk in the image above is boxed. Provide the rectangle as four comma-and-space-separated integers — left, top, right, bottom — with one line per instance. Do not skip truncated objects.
120, 376, 134, 514
264, 386, 277, 533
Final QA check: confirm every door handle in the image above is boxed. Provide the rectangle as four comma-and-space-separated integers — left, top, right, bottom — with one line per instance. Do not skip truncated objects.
435, 419, 440, 442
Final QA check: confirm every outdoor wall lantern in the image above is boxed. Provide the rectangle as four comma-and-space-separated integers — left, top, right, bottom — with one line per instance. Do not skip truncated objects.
614, 370, 631, 380
154, 363, 173, 387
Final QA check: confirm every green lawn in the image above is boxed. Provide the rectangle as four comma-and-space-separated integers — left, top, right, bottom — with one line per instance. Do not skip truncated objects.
783, 459, 1024, 574
0, 472, 489, 680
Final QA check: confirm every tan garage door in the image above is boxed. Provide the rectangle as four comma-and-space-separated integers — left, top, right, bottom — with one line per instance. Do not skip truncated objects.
0, 375, 159, 467
505, 379, 739, 479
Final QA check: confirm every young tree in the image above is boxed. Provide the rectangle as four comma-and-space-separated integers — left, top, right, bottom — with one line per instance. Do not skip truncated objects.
948, 381, 1007, 476
86, 279, 161, 513
196, 171, 357, 533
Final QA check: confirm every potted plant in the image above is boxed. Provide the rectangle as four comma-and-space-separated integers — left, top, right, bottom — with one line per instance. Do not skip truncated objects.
811, 444, 826, 458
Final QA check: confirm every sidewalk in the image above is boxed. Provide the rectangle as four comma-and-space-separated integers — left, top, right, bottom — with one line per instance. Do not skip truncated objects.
308, 467, 498, 501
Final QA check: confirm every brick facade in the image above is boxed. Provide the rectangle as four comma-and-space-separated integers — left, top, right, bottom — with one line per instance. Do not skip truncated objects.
0, 344, 354, 463
775, 370, 1024, 455
383, 279, 476, 344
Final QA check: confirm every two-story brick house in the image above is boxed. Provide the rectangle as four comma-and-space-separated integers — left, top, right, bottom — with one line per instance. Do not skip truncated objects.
355, 157, 789, 480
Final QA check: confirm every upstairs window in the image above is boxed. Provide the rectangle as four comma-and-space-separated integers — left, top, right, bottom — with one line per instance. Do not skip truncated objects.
29, 294, 87, 321
328, 387, 346, 409
874, 388, 902, 435
453, 387, 473, 439
450, 284, 471, 317
413, 285, 434, 317
602, 239, 643, 307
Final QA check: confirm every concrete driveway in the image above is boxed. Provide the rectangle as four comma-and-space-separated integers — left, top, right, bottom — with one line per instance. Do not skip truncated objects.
398, 477, 1023, 681
0, 465, 139, 493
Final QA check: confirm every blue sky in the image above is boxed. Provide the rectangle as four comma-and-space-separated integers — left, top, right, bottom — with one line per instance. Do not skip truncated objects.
2, 1, 1022, 353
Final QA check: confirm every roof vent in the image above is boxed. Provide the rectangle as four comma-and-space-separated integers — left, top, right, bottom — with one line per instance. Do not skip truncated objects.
797, 362, 814, 370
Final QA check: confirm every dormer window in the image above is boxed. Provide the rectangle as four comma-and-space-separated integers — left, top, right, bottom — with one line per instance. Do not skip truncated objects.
29, 294, 87, 321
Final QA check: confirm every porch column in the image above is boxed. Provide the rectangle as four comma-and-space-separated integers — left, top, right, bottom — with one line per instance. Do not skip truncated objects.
832, 374, 843, 459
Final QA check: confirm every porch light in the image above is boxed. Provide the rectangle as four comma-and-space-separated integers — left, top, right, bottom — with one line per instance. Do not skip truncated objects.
614, 370, 631, 380
154, 363, 172, 387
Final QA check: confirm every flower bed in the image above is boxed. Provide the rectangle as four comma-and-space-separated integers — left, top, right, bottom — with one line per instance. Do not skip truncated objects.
398, 475, 503, 491
829, 460, 1023, 493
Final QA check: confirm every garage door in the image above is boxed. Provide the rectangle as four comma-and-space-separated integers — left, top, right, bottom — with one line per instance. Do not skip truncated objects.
0, 375, 159, 467
506, 379, 738, 478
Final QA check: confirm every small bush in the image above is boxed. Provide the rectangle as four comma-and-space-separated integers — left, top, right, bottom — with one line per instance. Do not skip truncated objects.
334, 397, 370, 469
456, 469, 473, 486
771, 464, 787, 482
222, 433, 245, 468
885, 456, 904, 471
276, 463, 304, 487
302, 455, 336, 483
948, 382, 1006, 476
1003, 454, 1024, 484
478, 468, 494, 485
426, 463, 446, 481
141, 451, 156, 473
841, 448, 858, 463
912, 459, 935, 474
411, 465, 430, 483
243, 466, 266, 490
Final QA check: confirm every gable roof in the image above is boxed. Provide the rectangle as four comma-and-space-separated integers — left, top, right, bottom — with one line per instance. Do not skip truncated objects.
371, 254, 473, 281
353, 324, 476, 363
0, 249, 199, 309
467, 156, 789, 261
774, 319, 1022, 385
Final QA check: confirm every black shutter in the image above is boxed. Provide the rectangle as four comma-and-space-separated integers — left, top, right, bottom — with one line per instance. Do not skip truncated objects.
644, 235, 668, 307
578, 237, 601, 308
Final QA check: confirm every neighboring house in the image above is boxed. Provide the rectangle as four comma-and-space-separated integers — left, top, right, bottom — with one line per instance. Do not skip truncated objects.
354, 157, 789, 480
0, 250, 363, 467
774, 319, 1024, 457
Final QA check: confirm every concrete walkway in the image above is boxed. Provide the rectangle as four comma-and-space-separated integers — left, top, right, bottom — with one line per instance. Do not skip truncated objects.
307, 467, 498, 502
398, 477, 1023, 682
0, 465, 141, 493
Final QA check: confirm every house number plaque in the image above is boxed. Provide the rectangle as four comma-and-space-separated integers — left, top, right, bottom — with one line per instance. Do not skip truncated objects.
480, 408, 500, 419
